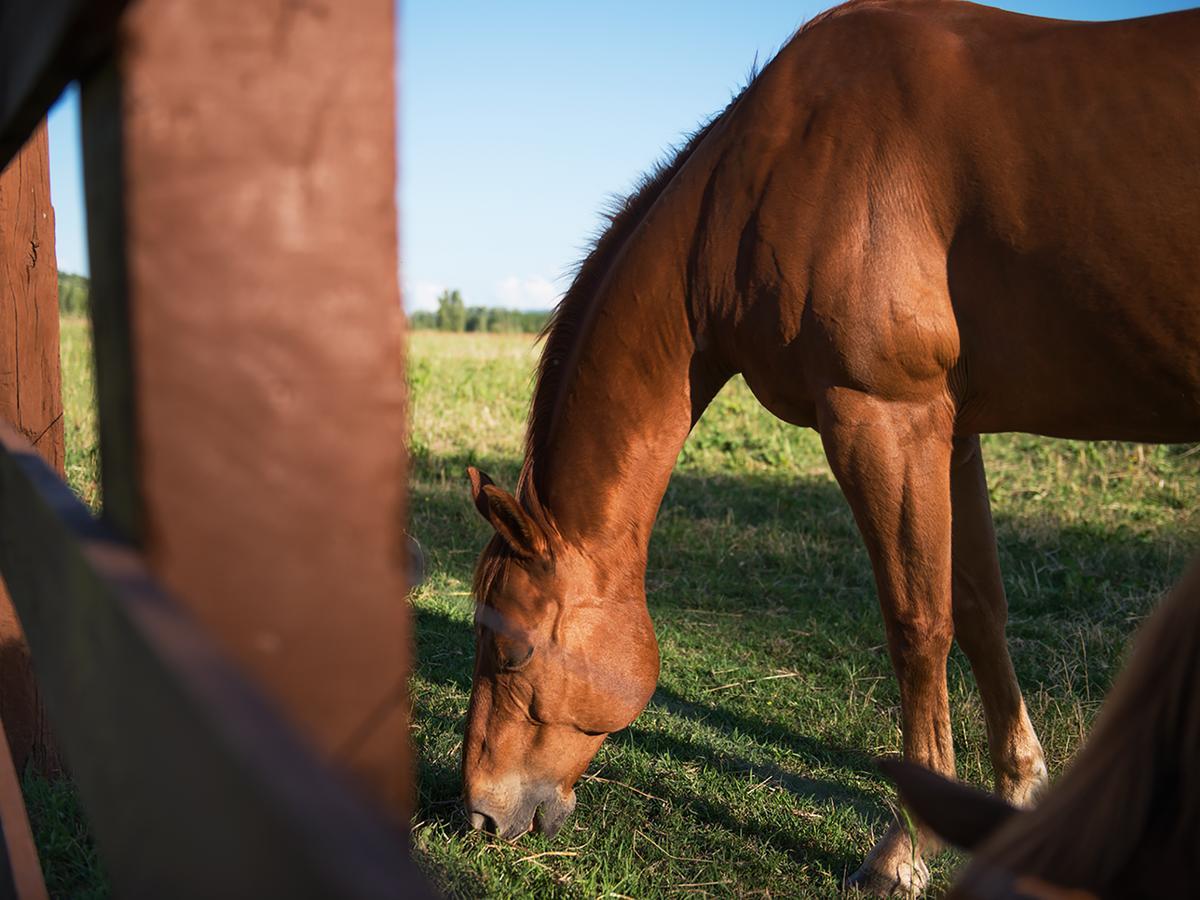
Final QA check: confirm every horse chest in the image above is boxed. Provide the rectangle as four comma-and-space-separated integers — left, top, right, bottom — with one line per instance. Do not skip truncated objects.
740, 358, 819, 430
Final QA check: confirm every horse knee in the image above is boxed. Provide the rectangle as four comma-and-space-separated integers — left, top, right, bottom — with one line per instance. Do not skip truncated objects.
885, 614, 954, 675
953, 571, 1008, 638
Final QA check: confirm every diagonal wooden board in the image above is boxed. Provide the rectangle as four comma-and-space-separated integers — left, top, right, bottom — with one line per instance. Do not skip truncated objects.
0, 421, 430, 899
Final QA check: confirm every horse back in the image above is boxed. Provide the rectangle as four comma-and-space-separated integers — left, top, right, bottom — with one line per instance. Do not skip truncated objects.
715, 2, 1200, 441
947, 4, 1200, 440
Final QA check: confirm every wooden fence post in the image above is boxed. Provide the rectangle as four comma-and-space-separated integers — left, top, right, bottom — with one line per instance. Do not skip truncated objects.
0, 122, 61, 774
0, 2, 430, 893
105, 0, 412, 816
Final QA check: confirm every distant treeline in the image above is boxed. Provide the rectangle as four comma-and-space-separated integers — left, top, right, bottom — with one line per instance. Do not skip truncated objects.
410, 289, 549, 333
59, 272, 89, 315
58, 276, 550, 334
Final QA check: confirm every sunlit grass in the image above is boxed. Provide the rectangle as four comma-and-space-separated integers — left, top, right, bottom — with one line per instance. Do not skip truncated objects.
59, 316, 99, 510
33, 326, 1200, 897
407, 331, 1200, 897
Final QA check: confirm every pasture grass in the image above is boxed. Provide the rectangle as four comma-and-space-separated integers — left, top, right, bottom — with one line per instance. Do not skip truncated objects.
22, 316, 107, 899
59, 316, 100, 509
407, 331, 1200, 898
31, 324, 1200, 898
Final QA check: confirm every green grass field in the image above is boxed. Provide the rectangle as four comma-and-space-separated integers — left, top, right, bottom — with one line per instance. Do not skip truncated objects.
406, 332, 1200, 898
24, 317, 106, 899
38, 323, 1200, 897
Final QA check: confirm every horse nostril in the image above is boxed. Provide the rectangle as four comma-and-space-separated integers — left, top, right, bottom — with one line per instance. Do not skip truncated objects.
468, 809, 497, 834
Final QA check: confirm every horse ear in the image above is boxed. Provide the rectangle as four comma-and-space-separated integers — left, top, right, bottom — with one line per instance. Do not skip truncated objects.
467, 467, 547, 559
878, 757, 1021, 851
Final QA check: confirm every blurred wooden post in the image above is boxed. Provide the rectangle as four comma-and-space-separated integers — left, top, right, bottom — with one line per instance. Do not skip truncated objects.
107, 0, 411, 815
0, 1, 428, 893
0, 123, 62, 774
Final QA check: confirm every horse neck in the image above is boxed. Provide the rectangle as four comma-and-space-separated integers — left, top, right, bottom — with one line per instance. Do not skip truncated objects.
524, 245, 724, 568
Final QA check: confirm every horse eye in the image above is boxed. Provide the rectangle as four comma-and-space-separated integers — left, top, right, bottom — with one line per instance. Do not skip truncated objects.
498, 639, 534, 671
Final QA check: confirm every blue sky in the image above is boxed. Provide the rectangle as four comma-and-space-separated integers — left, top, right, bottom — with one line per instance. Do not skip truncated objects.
48, 0, 1192, 310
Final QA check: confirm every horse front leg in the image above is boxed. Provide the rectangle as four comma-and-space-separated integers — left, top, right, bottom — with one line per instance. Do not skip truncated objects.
818, 388, 955, 896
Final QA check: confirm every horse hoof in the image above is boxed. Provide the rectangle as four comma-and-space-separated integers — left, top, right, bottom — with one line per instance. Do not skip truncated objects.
845, 857, 929, 896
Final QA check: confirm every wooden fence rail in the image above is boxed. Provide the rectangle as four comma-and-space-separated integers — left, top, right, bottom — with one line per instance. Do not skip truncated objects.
0, 424, 429, 898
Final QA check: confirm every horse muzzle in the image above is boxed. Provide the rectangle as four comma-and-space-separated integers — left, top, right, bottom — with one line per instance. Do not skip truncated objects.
465, 782, 577, 841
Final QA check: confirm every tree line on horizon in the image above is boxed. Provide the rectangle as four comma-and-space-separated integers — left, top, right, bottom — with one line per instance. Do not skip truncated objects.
58, 276, 548, 335
59, 271, 89, 315
409, 289, 549, 333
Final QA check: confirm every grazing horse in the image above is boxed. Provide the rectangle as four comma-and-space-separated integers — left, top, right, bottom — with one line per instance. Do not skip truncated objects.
461, 0, 1200, 892
884, 557, 1200, 899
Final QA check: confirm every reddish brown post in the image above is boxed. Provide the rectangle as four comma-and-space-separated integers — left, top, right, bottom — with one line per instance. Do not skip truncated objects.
0, 122, 62, 773
108, 0, 411, 815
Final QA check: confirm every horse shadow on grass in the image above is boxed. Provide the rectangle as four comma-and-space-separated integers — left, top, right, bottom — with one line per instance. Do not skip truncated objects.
409, 451, 1197, 884
408, 457, 883, 877
410, 598, 885, 880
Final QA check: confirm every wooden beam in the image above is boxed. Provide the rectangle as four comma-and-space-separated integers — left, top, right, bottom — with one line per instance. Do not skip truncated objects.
80, 60, 140, 542
0, 122, 62, 772
0, 423, 431, 899
111, 0, 413, 815
0, 717, 48, 900
0, 0, 128, 170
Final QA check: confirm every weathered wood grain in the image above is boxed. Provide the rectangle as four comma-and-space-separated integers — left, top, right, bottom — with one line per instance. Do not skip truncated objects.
0, 123, 62, 772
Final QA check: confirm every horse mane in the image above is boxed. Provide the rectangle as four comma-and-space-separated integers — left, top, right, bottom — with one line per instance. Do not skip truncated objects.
472, 7, 860, 604
511, 0, 881, 509
514, 60, 780, 508
963, 561, 1200, 892
472, 122, 732, 606
470, 107, 740, 608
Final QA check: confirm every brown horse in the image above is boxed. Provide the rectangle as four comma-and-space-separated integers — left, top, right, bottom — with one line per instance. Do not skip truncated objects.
884, 555, 1200, 899
461, 0, 1200, 892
